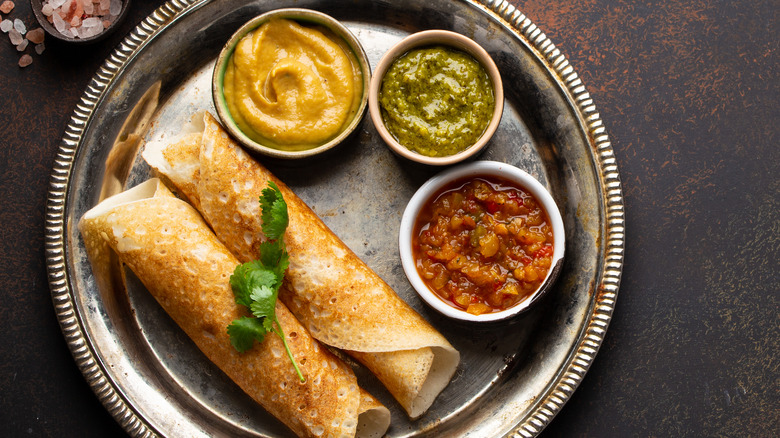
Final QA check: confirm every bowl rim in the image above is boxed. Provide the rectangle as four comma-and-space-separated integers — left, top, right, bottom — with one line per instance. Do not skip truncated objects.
368, 29, 504, 166
399, 160, 566, 322
211, 8, 371, 160
30, 0, 132, 44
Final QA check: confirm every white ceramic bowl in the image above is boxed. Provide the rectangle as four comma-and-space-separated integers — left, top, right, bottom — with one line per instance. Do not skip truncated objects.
399, 161, 565, 322
369, 30, 504, 166
212, 8, 371, 160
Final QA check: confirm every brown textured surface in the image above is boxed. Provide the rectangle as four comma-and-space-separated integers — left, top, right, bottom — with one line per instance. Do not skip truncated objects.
0, 0, 776, 436
517, 1, 779, 436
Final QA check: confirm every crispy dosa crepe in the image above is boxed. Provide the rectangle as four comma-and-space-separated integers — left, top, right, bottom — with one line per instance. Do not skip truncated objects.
79, 179, 390, 438
143, 112, 460, 418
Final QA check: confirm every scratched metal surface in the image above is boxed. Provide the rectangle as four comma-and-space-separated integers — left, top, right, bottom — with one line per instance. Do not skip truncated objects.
45, 0, 623, 436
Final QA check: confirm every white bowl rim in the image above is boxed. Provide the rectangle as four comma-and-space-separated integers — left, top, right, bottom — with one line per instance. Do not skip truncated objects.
399, 160, 565, 322
212, 8, 371, 159
368, 29, 504, 166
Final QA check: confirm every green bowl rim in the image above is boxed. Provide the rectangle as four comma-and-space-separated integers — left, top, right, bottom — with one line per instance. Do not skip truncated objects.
212, 8, 372, 159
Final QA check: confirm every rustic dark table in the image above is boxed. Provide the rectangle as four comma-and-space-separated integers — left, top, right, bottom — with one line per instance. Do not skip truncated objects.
1, 0, 776, 436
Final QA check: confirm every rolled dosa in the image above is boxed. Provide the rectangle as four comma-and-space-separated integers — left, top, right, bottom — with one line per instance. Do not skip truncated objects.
143, 112, 460, 418
79, 178, 390, 438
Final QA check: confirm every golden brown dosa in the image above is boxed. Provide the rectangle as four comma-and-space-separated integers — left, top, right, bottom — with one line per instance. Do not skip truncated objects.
79, 178, 390, 438
143, 112, 460, 418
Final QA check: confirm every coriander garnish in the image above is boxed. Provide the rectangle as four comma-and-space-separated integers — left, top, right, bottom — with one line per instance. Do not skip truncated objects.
227, 181, 304, 382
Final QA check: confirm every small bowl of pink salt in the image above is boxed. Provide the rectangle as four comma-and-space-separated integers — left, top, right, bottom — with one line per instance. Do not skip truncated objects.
31, 0, 130, 44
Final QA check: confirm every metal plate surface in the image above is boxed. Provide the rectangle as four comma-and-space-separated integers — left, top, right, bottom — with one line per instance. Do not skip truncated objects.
45, 0, 625, 436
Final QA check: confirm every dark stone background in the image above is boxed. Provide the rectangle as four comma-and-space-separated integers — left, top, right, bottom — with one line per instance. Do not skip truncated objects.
0, 0, 776, 436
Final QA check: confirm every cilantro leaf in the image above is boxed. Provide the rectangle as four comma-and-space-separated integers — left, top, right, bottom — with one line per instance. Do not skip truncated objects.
262, 316, 274, 333
260, 181, 288, 240
249, 285, 277, 320
227, 181, 304, 382
259, 240, 289, 279
230, 261, 278, 307
229, 263, 256, 308
227, 316, 267, 353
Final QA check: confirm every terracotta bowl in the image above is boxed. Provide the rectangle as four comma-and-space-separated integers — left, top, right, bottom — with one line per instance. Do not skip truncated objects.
369, 30, 504, 166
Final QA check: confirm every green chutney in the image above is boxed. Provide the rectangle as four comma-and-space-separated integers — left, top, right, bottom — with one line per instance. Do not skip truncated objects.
379, 45, 495, 157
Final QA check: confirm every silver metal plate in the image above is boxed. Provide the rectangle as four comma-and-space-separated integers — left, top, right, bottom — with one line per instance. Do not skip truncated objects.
45, 0, 625, 436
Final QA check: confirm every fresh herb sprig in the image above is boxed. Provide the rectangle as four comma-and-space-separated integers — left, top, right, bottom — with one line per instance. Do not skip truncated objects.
227, 181, 304, 382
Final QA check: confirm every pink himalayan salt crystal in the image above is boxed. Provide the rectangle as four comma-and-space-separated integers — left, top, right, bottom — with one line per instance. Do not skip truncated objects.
8, 27, 21, 44
109, 0, 120, 16
12, 17, 24, 34
76, 19, 102, 38
0, 1, 14, 15
18, 53, 32, 67
0, 19, 12, 33
42, 0, 122, 39
81, 16, 101, 27
15, 37, 27, 51
58, 0, 84, 26
35, 42, 45, 54
51, 11, 67, 34
26, 27, 44, 44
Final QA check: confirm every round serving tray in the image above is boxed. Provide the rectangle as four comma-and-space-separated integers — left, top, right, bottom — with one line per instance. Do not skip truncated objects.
45, 0, 625, 436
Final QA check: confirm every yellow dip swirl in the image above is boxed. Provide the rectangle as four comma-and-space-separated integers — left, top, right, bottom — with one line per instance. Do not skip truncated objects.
223, 19, 363, 150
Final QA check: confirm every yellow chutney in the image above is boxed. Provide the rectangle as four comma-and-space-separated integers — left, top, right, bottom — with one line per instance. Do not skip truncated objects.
223, 19, 363, 150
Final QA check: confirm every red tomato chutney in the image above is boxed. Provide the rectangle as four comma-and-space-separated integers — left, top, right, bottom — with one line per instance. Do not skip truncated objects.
412, 176, 554, 315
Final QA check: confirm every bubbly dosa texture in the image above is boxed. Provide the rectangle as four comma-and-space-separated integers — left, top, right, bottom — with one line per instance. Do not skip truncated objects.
78, 179, 390, 438
143, 112, 460, 418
